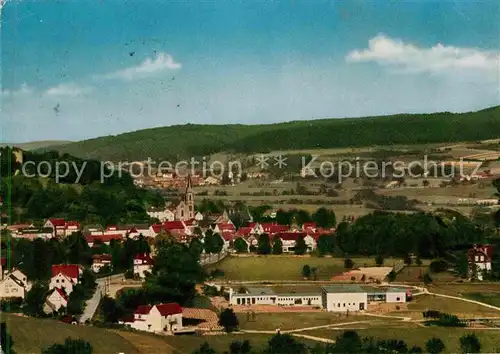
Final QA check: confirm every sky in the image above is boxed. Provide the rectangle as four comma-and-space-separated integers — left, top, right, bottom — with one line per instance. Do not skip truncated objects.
1, 0, 499, 142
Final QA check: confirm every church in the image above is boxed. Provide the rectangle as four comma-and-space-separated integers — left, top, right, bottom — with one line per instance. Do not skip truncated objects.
174, 175, 195, 221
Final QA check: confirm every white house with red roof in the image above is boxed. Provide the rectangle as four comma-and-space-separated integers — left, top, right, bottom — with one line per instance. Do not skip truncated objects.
49, 264, 83, 295
44, 288, 68, 314
120, 303, 183, 333
468, 244, 494, 280
133, 253, 154, 279
43, 219, 80, 237
273, 232, 317, 253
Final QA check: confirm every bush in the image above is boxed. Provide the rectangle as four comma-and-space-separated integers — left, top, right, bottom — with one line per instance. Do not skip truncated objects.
124, 270, 134, 279
344, 258, 354, 269
429, 259, 448, 273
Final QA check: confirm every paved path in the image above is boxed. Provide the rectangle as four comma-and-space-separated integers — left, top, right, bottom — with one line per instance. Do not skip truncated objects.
79, 274, 125, 324
426, 292, 500, 312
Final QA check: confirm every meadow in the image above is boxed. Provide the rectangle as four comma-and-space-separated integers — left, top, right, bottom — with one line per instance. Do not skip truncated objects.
207, 255, 398, 281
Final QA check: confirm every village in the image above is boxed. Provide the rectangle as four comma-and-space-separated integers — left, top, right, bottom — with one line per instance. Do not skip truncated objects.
1, 173, 499, 354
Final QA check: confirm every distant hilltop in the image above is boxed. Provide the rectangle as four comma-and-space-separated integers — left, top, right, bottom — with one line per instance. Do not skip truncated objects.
31, 105, 500, 161
0, 141, 72, 151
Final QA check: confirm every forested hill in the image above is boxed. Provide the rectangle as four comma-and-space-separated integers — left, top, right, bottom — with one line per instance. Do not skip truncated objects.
49, 105, 500, 161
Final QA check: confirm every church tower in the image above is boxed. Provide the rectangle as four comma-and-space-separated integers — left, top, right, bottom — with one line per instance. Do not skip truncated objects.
184, 174, 195, 220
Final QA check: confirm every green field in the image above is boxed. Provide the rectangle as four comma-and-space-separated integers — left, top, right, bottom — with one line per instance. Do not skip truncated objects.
464, 292, 500, 307
4, 314, 139, 354
207, 255, 395, 281
299, 327, 500, 353
237, 312, 369, 331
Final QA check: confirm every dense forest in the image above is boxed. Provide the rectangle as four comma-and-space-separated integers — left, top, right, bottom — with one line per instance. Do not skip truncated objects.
45, 105, 500, 161
0, 147, 163, 225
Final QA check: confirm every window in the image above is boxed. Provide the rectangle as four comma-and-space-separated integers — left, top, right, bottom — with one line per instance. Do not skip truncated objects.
56, 279, 59, 283
343, 303, 346, 307
475, 255, 479, 261
480, 256, 484, 262
396, 297, 400, 301
338, 303, 340, 307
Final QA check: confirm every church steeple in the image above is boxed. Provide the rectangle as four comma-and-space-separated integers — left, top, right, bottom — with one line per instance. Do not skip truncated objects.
185, 174, 194, 220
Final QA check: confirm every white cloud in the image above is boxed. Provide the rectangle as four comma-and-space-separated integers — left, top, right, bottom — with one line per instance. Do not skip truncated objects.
1, 83, 33, 98
44, 82, 92, 97
103, 52, 182, 81
346, 34, 500, 75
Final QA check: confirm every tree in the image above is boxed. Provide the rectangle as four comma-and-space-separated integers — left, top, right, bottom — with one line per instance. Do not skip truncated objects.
0, 322, 14, 354
143, 241, 205, 306
317, 234, 335, 256
426, 337, 445, 354
344, 258, 354, 269
429, 259, 448, 273
301, 265, 311, 279
266, 334, 307, 354
257, 234, 271, 255
387, 270, 396, 282
423, 272, 433, 285
294, 236, 307, 255
459, 334, 481, 354
193, 342, 216, 354
229, 340, 251, 354
271, 237, 283, 255
312, 207, 336, 228
331, 330, 363, 353
23, 282, 48, 317
375, 255, 384, 267
100, 295, 124, 323
416, 256, 423, 266
204, 230, 224, 254
219, 308, 239, 333
42, 338, 93, 354
455, 252, 469, 278
234, 238, 249, 253
188, 237, 203, 258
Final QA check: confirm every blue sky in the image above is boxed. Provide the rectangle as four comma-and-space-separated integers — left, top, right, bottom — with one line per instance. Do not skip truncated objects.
1, 0, 499, 142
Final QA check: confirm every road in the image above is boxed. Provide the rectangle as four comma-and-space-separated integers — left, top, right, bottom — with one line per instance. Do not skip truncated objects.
79, 274, 125, 324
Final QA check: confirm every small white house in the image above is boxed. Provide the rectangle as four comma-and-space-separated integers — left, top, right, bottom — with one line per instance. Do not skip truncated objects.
44, 288, 68, 314
0, 271, 30, 299
49, 264, 82, 295
120, 303, 183, 333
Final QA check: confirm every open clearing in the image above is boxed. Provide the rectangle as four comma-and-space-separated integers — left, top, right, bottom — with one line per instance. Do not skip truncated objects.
299, 327, 500, 353
5, 314, 139, 354
207, 255, 400, 281
463, 292, 500, 307
237, 312, 369, 331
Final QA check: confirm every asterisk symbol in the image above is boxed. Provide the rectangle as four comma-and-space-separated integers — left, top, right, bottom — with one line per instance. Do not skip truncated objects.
274, 154, 287, 168
255, 155, 269, 169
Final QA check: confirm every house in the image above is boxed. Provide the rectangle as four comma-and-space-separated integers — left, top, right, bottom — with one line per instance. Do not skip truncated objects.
6, 223, 34, 233
147, 206, 175, 222
468, 244, 494, 280
0, 269, 31, 299
12, 227, 53, 240
321, 285, 407, 312
120, 303, 183, 333
194, 212, 204, 221
85, 233, 123, 247
44, 288, 68, 314
43, 219, 80, 237
133, 253, 154, 279
162, 221, 191, 238
49, 264, 83, 295
91, 254, 113, 273
273, 232, 317, 253
204, 176, 219, 185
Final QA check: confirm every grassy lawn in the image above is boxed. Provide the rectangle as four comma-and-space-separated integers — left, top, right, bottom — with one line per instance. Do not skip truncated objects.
237, 312, 369, 331
464, 292, 500, 307
4, 314, 139, 354
207, 255, 398, 281
428, 283, 500, 297
299, 327, 500, 353
401, 294, 500, 318
163, 333, 318, 354
395, 266, 457, 283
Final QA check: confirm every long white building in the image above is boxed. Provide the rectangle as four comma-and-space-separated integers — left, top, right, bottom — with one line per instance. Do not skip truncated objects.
229, 284, 408, 312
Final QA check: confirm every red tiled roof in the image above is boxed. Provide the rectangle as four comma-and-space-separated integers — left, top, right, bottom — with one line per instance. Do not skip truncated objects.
265, 224, 289, 234
135, 305, 153, 315
92, 254, 113, 262
163, 221, 185, 230
468, 244, 494, 262
222, 232, 235, 241
217, 223, 235, 231
236, 227, 252, 236
302, 222, 316, 229
151, 224, 162, 233
65, 221, 80, 228
48, 218, 66, 227
156, 303, 183, 316
51, 264, 81, 279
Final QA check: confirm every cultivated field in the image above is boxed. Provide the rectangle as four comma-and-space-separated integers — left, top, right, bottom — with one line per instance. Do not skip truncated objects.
207, 255, 400, 281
